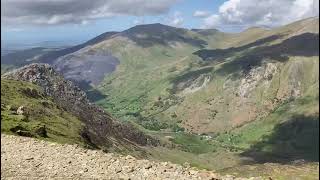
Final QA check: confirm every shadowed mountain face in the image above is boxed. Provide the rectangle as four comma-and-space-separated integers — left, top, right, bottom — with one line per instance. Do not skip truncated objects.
195, 33, 319, 75
193, 35, 284, 61
53, 53, 119, 86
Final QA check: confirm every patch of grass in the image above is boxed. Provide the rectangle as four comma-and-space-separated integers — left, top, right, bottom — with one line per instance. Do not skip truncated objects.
171, 132, 217, 154
140, 119, 169, 131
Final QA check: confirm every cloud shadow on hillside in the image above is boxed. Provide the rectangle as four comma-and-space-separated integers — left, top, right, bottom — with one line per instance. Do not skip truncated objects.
194, 34, 283, 61
240, 114, 319, 164
194, 33, 319, 75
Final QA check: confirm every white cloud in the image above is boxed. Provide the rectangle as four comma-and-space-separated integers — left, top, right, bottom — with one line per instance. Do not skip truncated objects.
201, 0, 319, 29
202, 15, 220, 28
1, 0, 179, 26
193, 10, 211, 18
168, 12, 184, 27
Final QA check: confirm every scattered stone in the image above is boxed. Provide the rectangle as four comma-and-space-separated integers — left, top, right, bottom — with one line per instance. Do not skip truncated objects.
125, 155, 135, 160
16, 106, 25, 115
10, 126, 34, 137
189, 170, 198, 175
123, 166, 135, 173
116, 168, 122, 173
1, 103, 6, 110
144, 164, 152, 169
183, 162, 191, 168
25, 157, 34, 160
1, 134, 264, 180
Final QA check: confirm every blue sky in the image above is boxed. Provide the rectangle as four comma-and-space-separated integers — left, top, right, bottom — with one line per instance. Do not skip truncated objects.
1, 0, 318, 46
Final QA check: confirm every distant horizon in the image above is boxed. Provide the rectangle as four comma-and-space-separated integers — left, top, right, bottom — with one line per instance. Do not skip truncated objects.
3, 16, 319, 50
2, 0, 318, 46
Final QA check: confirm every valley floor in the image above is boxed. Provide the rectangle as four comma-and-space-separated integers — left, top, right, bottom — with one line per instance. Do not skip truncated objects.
1, 134, 258, 180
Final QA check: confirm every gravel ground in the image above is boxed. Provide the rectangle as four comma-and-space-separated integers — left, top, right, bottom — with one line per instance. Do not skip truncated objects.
1, 134, 260, 180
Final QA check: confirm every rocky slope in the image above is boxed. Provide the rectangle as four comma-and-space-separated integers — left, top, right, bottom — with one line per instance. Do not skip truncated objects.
1, 134, 260, 180
1, 63, 158, 152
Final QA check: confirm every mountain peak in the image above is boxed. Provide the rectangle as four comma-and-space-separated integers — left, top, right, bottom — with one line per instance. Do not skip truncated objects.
132, 22, 172, 28
120, 23, 207, 48
125, 23, 181, 34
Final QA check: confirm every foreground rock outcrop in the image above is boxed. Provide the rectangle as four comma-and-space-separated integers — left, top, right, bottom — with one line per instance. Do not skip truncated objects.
1, 134, 260, 180
2, 63, 158, 150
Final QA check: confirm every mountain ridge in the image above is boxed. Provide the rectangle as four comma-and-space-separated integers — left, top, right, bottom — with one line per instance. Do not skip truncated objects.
2, 63, 158, 151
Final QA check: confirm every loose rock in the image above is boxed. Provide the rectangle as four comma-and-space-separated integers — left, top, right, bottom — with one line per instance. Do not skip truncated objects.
1, 134, 257, 180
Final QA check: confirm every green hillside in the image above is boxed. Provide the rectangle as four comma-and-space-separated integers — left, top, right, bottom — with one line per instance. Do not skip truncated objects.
84, 18, 319, 135
1, 79, 86, 145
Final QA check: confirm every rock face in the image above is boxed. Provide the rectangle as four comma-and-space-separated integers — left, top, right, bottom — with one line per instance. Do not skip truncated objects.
1, 134, 259, 180
2, 63, 158, 149
238, 63, 278, 98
